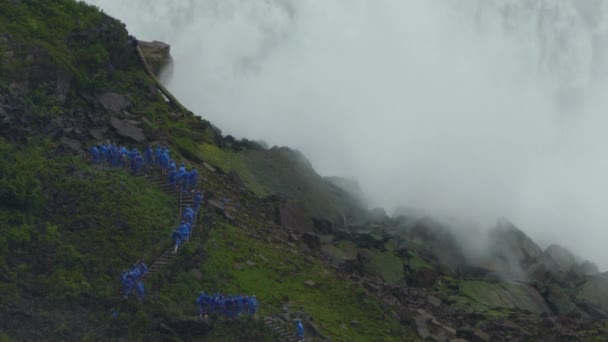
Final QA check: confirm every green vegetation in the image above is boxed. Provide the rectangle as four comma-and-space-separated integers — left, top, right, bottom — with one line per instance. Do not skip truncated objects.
199, 223, 407, 341
0, 139, 175, 303
363, 250, 404, 285
200, 143, 267, 195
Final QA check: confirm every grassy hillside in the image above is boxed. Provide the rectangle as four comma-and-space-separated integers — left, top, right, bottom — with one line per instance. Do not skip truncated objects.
0, 1, 413, 340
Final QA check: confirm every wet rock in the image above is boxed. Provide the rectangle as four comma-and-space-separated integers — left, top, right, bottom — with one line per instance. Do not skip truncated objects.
472, 329, 490, 342
60, 137, 81, 151
543, 244, 576, 273
189, 269, 203, 280
109, 117, 145, 143
321, 241, 358, 266
98, 92, 130, 114
319, 234, 334, 244
301, 232, 321, 249
415, 316, 431, 339
207, 200, 234, 221
578, 260, 599, 276
89, 128, 107, 141
312, 217, 334, 234
277, 200, 314, 233
428, 295, 442, 307
304, 280, 316, 287
138, 40, 172, 76
228, 170, 245, 187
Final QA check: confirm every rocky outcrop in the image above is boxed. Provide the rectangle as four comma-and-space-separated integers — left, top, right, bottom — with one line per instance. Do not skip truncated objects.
97, 92, 131, 115
137, 40, 172, 76
109, 117, 145, 143
276, 200, 314, 234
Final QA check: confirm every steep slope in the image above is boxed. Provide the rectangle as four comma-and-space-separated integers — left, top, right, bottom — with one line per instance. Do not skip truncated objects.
0, 1, 411, 341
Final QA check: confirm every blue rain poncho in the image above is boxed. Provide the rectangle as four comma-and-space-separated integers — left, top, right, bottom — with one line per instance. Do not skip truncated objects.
136, 280, 145, 300
297, 321, 304, 338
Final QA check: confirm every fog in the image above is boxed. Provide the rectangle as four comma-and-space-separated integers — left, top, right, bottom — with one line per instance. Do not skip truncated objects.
86, 0, 608, 269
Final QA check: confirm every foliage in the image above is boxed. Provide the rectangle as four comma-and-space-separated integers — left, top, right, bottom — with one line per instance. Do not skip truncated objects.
153, 222, 409, 341
0, 140, 175, 303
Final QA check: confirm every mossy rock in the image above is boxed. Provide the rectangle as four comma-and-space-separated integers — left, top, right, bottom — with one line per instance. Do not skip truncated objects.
457, 280, 550, 314
321, 240, 358, 265
544, 284, 579, 315
575, 276, 608, 311
362, 249, 404, 285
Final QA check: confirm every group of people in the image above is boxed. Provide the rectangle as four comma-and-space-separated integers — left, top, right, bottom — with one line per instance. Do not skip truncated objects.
196, 292, 259, 320
171, 203, 201, 252
121, 261, 148, 301
168, 162, 199, 192
89, 143, 146, 173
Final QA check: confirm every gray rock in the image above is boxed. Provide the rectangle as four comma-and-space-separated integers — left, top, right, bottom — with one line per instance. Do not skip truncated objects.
301, 232, 321, 249
189, 268, 203, 280
578, 260, 599, 276
428, 295, 442, 307
98, 92, 130, 114
60, 137, 81, 151
246, 260, 256, 267
208, 200, 235, 221
304, 280, 316, 287
109, 117, 145, 143
89, 128, 106, 141
277, 200, 314, 233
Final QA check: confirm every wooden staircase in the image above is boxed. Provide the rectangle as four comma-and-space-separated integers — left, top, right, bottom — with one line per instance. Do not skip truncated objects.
263, 316, 300, 342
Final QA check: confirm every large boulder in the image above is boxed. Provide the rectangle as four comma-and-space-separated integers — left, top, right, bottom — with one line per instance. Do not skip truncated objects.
403, 217, 467, 273
109, 117, 145, 143
542, 244, 576, 273
578, 260, 599, 276
575, 276, 608, 318
484, 218, 542, 278
97, 92, 130, 115
457, 280, 551, 314
138, 40, 173, 76
301, 232, 321, 249
362, 249, 405, 285
321, 240, 358, 266
276, 200, 314, 233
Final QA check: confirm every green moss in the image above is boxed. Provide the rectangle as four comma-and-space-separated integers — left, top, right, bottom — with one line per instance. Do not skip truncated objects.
406, 251, 433, 271
199, 143, 267, 196
155, 223, 410, 341
363, 250, 404, 285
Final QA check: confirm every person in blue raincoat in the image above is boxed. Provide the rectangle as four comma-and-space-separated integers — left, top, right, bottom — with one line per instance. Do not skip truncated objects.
89, 146, 100, 164
135, 280, 145, 302
193, 191, 203, 212
296, 319, 305, 341
135, 261, 148, 276
190, 169, 199, 188
179, 221, 190, 242
169, 168, 177, 186
122, 271, 134, 299
183, 206, 195, 224
172, 229, 183, 253
145, 145, 153, 166
197, 292, 208, 319
249, 295, 258, 317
